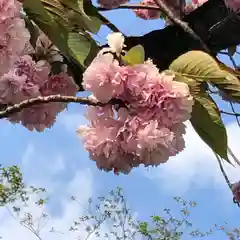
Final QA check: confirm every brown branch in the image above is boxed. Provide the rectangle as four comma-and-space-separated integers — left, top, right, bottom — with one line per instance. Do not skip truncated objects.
153, 0, 210, 53
97, 3, 161, 11
97, 14, 125, 36
0, 95, 121, 119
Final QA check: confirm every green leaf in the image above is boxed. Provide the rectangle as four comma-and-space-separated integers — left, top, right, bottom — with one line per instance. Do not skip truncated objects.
169, 51, 223, 80
24, 0, 70, 56
190, 93, 229, 161
59, 0, 102, 33
213, 70, 240, 102
67, 32, 91, 66
123, 45, 145, 65
169, 51, 240, 101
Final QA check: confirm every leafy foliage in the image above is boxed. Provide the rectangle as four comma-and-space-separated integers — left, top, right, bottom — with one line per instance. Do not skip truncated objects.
2, 179, 240, 240
0, 165, 27, 205
23, 0, 100, 71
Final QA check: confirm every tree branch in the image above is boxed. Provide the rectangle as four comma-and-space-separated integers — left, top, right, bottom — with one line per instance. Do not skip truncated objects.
153, 0, 210, 53
123, 0, 239, 70
74, 0, 240, 90
97, 3, 161, 11
0, 95, 121, 119
220, 110, 240, 117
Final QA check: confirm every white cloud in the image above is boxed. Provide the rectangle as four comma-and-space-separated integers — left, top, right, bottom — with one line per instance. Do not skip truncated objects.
143, 121, 240, 195
57, 109, 88, 133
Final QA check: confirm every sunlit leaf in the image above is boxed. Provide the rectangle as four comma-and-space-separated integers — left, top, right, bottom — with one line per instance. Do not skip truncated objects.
169, 51, 224, 80
169, 51, 240, 102
67, 32, 91, 66
123, 45, 145, 65
190, 93, 229, 162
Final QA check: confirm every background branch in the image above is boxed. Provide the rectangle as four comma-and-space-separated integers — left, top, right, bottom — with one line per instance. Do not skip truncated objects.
97, 3, 161, 11
220, 110, 240, 117
153, 0, 210, 53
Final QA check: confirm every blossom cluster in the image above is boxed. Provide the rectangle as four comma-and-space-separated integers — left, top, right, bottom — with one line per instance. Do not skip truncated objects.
184, 0, 208, 15
232, 181, 240, 203
78, 33, 194, 174
97, 0, 240, 21
0, 0, 78, 132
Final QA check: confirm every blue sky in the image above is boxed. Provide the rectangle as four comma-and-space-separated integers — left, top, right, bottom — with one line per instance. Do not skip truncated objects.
0, 3, 240, 240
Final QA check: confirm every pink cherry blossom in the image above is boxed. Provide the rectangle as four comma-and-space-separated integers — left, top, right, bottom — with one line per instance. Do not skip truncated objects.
82, 53, 125, 103
134, 0, 161, 20
78, 105, 188, 173
0, 0, 21, 22
14, 55, 51, 92
77, 106, 135, 174
0, 69, 26, 104
0, 18, 30, 75
0, 55, 50, 105
184, 0, 208, 14
41, 72, 79, 96
232, 181, 240, 202
224, 0, 240, 12
78, 34, 194, 174
97, 0, 129, 9
123, 63, 193, 126
9, 102, 63, 132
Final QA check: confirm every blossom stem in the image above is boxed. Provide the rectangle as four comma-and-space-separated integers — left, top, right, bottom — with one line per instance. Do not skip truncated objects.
152, 0, 210, 53
227, 146, 240, 166
214, 153, 232, 190
0, 95, 121, 119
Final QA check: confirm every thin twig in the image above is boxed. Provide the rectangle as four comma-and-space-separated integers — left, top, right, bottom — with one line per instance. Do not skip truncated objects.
228, 146, 240, 166
153, 0, 210, 53
6, 207, 43, 240
214, 153, 232, 190
98, 14, 125, 36
229, 55, 238, 69
0, 95, 121, 119
229, 100, 240, 127
220, 110, 240, 117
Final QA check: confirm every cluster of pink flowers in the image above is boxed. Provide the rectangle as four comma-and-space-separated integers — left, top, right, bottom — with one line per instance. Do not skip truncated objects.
133, 0, 161, 20
0, 0, 78, 132
78, 34, 193, 174
184, 0, 208, 14
224, 0, 240, 12
232, 181, 240, 203
99, 0, 240, 21
97, 0, 129, 9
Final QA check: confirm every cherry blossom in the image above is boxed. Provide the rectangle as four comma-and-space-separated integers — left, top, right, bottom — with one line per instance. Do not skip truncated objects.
134, 0, 161, 20
0, 0, 21, 22
232, 181, 240, 203
82, 53, 125, 103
